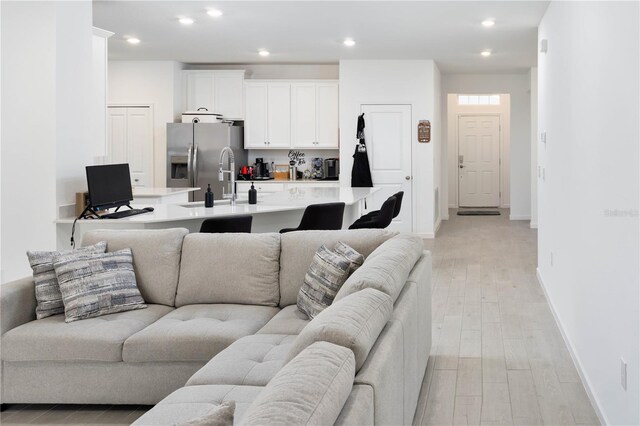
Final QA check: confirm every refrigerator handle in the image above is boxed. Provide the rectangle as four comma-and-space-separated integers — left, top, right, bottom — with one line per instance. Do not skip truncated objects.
193, 144, 199, 189
187, 145, 193, 186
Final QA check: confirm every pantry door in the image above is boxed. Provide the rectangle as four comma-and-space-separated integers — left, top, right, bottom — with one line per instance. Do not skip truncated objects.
108, 106, 154, 187
360, 104, 412, 232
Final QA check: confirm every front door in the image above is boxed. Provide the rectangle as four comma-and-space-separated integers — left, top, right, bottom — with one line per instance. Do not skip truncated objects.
360, 104, 412, 232
458, 115, 501, 207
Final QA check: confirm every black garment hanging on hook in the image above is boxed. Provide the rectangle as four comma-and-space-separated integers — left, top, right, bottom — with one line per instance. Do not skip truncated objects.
351, 113, 373, 187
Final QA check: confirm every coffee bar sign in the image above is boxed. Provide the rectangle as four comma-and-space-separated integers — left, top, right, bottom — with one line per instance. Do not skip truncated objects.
418, 120, 431, 143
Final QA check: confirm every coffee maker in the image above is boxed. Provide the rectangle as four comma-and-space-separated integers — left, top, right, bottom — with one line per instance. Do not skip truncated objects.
254, 158, 271, 180
323, 158, 340, 180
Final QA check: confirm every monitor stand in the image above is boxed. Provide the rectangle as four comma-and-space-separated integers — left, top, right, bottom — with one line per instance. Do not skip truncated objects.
113, 204, 133, 213
78, 203, 132, 219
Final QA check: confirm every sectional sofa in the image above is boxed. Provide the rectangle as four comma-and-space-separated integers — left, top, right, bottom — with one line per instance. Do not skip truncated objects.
1, 228, 431, 425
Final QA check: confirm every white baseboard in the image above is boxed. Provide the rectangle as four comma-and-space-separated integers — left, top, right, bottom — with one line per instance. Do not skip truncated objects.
434, 219, 442, 236
536, 269, 608, 426
530, 221, 538, 229
509, 214, 531, 221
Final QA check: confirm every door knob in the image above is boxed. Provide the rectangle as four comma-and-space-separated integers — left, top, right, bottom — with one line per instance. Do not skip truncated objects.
405, 176, 411, 180
459, 165, 464, 169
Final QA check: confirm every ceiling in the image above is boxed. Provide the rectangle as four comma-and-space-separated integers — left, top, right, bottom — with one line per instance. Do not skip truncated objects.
93, 1, 549, 73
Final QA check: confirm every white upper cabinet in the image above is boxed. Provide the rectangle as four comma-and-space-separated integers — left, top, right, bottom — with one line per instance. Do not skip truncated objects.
184, 70, 245, 119
244, 82, 292, 148
245, 80, 339, 150
315, 82, 339, 148
291, 83, 317, 148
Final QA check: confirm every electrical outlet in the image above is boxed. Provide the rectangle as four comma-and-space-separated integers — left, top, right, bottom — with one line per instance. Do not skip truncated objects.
542, 167, 546, 181
541, 131, 547, 144
621, 358, 627, 391
550, 252, 554, 266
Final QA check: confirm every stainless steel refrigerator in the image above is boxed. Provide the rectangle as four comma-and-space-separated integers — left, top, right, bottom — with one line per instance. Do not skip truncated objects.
167, 122, 246, 202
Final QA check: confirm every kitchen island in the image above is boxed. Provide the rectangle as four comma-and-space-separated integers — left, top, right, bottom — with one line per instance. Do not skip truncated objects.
55, 187, 378, 249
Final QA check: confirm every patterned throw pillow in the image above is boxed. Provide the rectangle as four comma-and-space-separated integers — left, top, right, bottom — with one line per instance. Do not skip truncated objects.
27, 241, 107, 319
334, 241, 365, 274
297, 243, 363, 319
178, 401, 235, 426
53, 249, 146, 323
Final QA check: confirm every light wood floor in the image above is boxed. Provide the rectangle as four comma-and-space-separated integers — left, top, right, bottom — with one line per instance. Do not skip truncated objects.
2, 209, 600, 425
414, 209, 600, 426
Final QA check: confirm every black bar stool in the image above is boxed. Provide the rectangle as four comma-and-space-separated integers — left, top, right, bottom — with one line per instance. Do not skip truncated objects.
279, 202, 346, 234
200, 215, 253, 233
349, 196, 397, 229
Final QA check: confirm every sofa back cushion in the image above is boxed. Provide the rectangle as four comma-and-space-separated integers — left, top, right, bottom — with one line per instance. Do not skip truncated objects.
82, 228, 188, 306
176, 233, 280, 307
279, 229, 394, 307
240, 341, 355, 426
286, 288, 393, 371
334, 233, 423, 304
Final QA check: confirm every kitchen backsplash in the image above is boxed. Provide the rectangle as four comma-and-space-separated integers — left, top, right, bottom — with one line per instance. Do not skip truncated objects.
246, 149, 339, 171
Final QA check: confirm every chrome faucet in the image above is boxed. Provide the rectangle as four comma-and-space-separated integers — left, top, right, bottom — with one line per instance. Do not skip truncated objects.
219, 147, 237, 206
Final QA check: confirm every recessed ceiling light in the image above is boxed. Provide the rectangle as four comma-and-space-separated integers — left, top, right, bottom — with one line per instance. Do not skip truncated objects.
258, 50, 270, 57
481, 50, 492, 57
179, 17, 194, 25
482, 19, 495, 27
127, 37, 140, 44
207, 9, 223, 17
343, 38, 356, 47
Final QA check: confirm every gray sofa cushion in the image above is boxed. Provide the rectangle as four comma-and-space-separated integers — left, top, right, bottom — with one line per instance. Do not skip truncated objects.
1, 304, 173, 362
334, 233, 424, 304
286, 288, 393, 371
240, 341, 355, 426
187, 334, 296, 387
123, 304, 279, 362
82, 228, 188, 306
279, 229, 395, 307
54, 249, 146, 322
132, 385, 263, 426
27, 241, 107, 319
179, 401, 235, 426
176, 233, 280, 307
257, 305, 309, 335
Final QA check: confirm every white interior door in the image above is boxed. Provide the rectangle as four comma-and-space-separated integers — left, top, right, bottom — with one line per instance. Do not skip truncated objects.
108, 106, 154, 187
458, 115, 500, 207
361, 104, 412, 232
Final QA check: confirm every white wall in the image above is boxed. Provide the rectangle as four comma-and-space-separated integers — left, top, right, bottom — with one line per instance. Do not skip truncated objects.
441, 73, 531, 219
108, 61, 184, 187
530, 67, 538, 228
187, 63, 339, 80
339, 60, 440, 237
538, 2, 639, 424
1, 0, 95, 283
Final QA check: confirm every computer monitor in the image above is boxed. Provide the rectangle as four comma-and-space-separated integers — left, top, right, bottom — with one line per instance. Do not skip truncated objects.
86, 163, 133, 209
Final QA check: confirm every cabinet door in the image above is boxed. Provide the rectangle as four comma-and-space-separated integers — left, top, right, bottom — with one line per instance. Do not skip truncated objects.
186, 72, 215, 112
316, 83, 339, 148
291, 83, 317, 148
126, 107, 153, 187
267, 83, 291, 148
108, 107, 128, 164
244, 83, 268, 148
214, 72, 244, 119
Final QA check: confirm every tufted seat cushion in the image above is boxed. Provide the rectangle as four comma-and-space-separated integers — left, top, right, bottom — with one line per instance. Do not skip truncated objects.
187, 334, 296, 387
132, 384, 263, 426
123, 304, 279, 362
1, 305, 173, 362
257, 305, 310, 335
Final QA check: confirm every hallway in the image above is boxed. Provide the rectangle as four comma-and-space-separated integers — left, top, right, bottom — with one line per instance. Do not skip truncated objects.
414, 210, 600, 425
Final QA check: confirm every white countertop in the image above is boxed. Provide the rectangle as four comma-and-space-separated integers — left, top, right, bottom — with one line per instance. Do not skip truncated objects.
57, 187, 378, 224
132, 187, 200, 197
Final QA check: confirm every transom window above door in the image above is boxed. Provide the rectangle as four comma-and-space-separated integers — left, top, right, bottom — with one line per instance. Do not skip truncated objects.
458, 95, 500, 105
